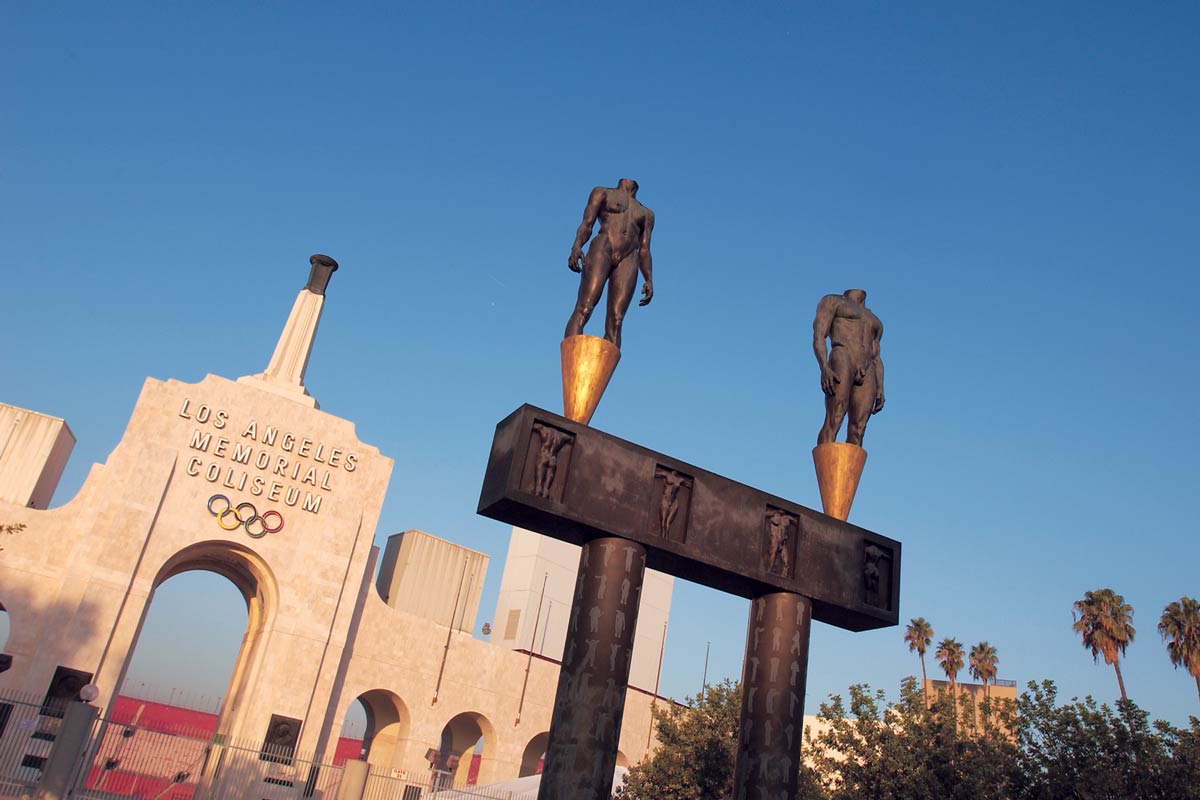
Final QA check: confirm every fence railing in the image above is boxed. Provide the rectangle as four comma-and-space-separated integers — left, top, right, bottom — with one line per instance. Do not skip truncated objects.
0, 690, 52, 797
0, 691, 522, 800
358, 764, 519, 800
71, 717, 345, 800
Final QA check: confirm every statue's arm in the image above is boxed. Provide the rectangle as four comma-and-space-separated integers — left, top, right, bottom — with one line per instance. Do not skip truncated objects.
568, 187, 605, 272
638, 210, 654, 306
812, 295, 839, 394
872, 319, 885, 413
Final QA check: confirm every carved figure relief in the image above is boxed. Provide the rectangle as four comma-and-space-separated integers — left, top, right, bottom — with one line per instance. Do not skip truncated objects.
862, 542, 893, 610
522, 421, 575, 502
763, 507, 798, 578
649, 465, 693, 542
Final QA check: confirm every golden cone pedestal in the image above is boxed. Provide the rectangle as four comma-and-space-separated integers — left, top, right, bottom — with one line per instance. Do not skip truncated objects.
560, 334, 621, 425
812, 442, 867, 521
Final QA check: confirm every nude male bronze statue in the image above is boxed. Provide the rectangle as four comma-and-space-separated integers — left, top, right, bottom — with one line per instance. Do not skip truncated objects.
565, 178, 655, 349
532, 423, 572, 498
813, 289, 885, 446
766, 509, 793, 577
655, 467, 687, 537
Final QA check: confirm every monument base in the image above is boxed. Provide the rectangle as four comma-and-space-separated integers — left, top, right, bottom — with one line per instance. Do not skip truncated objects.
560, 335, 620, 425
812, 442, 867, 521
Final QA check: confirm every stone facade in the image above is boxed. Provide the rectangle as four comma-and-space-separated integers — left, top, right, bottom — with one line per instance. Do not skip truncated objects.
0, 281, 662, 789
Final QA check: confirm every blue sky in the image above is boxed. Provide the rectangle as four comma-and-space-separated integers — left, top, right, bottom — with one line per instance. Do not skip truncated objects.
3, 2, 1199, 728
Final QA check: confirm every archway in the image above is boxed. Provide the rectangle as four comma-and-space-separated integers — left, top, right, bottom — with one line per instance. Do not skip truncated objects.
616, 749, 629, 768
116, 571, 243, 720
437, 711, 495, 786
350, 689, 411, 771
114, 541, 278, 740
519, 731, 549, 777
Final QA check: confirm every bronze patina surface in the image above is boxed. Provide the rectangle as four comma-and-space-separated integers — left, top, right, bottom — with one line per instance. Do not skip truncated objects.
478, 405, 901, 800
304, 253, 339, 295
560, 334, 621, 425
812, 441, 868, 521
564, 179, 654, 350
813, 289, 884, 446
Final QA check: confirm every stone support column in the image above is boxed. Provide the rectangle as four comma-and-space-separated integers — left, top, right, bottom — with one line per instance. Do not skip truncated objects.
335, 759, 369, 800
33, 701, 99, 800
538, 536, 646, 800
731, 592, 813, 800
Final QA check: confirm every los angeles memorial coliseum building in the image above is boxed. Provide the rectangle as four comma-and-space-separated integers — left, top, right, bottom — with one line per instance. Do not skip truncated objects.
0, 261, 673, 792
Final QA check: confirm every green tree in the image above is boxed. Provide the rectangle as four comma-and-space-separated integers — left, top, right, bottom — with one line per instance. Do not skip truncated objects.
905, 617, 934, 703
806, 677, 1017, 800
1072, 588, 1135, 707
1015, 680, 1200, 800
969, 642, 999, 699
936, 637, 965, 722
617, 679, 741, 800
1158, 596, 1200, 704
970, 641, 999, 732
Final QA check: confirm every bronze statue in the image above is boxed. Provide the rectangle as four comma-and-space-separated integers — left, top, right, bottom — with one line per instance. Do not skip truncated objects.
565, 179, 655, 349
813, 289, 884, 446
655, 467, 688, 537
532, 423, 572, 498
766, 509, 793, 577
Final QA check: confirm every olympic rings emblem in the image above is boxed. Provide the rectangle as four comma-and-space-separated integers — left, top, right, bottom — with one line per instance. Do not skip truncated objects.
207, 494, 284, 539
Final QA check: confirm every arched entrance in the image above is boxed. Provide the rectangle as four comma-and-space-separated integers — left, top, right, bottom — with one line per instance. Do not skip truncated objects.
519, 731, 548, 777
114, 541, 278, 740
438, 711, 495, 786
351, 689, 411, 771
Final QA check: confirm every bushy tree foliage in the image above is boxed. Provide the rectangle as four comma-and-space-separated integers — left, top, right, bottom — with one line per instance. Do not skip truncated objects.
617, 679, 742, 800
619, 677, 1199, 800
806, 677, 1018, 800
1015, 680, 1200, 800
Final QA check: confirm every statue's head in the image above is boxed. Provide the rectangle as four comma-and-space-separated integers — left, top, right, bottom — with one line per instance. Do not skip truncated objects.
844, 289, 867, 304
617, 178, 639, 196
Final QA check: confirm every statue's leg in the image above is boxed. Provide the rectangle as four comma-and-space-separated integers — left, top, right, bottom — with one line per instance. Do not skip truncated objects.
845, 369, 877, 446
566, 245, 613, 338
604, 255, 639, 348
817, 348, 853, 443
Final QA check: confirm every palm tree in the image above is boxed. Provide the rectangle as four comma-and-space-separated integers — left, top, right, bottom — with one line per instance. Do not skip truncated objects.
1072, 588, 1136, 705
1158, 596, 1200, 704
969, 641, 999, 698
904, 618, 934, 702
969, 641, 999, 733
935, 637, 964, 721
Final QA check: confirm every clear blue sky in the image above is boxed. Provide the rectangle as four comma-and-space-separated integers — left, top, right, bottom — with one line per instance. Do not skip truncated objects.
3, 3, 1199, 728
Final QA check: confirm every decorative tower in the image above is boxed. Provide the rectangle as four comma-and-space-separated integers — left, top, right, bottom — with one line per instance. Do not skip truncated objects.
238, 254, 339, 408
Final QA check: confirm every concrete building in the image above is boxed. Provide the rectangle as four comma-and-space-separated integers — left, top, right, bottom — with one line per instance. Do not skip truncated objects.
0, 270, 663, 794
0, 405, 75, 511
493, 527, 673, 693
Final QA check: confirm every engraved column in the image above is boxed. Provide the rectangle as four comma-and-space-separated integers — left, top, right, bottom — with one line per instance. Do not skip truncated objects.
538, 536, 647, 800
732, 592, 813, 800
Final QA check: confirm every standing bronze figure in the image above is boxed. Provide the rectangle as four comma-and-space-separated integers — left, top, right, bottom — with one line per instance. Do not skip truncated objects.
565, 179, 655, 349
813, 289, 885, 446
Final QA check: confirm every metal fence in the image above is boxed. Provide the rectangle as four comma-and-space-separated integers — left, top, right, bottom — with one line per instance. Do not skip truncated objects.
349, 760, 526, 800
358, 766, 519, 800
0, 692, 521, 800
71, 718, 345, 800
0, 690, 52, 797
